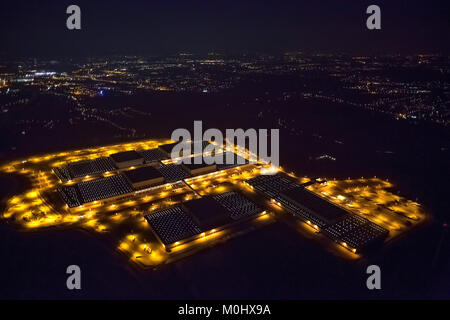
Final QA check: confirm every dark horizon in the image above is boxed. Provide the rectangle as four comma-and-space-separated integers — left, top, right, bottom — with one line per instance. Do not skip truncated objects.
1, 0, 449, 58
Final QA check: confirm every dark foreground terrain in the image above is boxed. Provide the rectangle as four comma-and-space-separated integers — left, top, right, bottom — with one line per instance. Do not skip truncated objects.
0, 84, 449, 299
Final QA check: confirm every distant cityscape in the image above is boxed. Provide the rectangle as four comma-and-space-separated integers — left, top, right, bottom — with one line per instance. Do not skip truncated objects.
0, 53, 448, 134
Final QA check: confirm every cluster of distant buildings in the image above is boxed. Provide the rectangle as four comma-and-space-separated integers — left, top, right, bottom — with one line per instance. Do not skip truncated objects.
0, 53, 448, 125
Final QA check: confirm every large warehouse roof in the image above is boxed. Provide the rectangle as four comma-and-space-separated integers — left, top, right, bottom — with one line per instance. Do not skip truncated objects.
123, 166, 164, 184
109, 150, 143, 163
145, 192, 263, 248
279, 187, 348, 223
139, 148, 168, 163
183, 197, 230, 231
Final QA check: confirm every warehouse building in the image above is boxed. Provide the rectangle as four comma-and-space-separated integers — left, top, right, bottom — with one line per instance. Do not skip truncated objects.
58, 174, 133, 207
139, 148, 168, 163
109, 150, 144, 169
181, 156, 217, 176
182, 197, 230, 231
158, 142, 182, 157
123, 165, 165, 189
274, 186, 349, 228
322, 214, 389, 252
246, 173, 298, 198
67, 157, 116, 178
156, 163, 191, 182
146, 192, 263, 250
53, 157, 116, 182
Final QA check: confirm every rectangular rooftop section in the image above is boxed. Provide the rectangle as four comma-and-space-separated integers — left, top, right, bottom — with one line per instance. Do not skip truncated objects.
109, 150, 144, 169
139, 148, 168, 163
145, 207, 201, 246
246, 173, 298, 198
53, 157, 115, 182
181, 156, 217, 176
322, 214, 389, 252
123, 166, 164, 189
77, 174, 133, 204
146, 192, 263, 250
68, 157, 116, 178
58, 174, 133, 207
182, 197, 231, 232
275, 186, 349, 227
156, 163, 191, 182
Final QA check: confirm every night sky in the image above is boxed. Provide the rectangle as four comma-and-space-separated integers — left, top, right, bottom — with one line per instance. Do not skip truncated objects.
0, 0, 449, 57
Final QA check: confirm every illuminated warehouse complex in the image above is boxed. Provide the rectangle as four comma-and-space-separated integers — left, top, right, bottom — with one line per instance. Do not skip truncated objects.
0, 138, 427, 267
50, 140, 275, 256
245, 174, 389, 253
55, 140, 387, 254
55, 141, 246, 208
